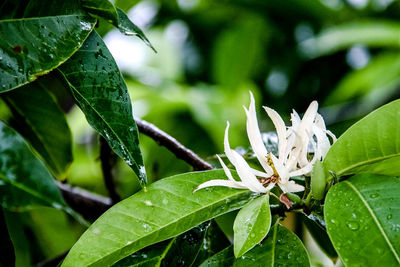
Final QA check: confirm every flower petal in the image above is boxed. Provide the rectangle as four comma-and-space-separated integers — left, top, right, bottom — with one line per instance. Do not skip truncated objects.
270, 153, 290, 183
244, 92, 274, 175
263, 106, 287, 162
281, 180, 305, 193
194, 179, 248, 192
217, 155, 236, 182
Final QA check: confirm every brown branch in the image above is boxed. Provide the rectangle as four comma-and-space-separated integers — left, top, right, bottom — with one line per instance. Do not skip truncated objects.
57, 182, 112, 220
99, 136, 120, 204
135, 118, 213, 171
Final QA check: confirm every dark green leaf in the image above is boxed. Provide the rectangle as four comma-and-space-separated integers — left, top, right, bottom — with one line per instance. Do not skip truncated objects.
300, 213, 337, 258
199, 246, 234, 267
311, 160, 326, 200
0, 14, 95, 91
116, 8, 156, 52
62, 170, 256, 266
233, 194, 271, 257
58, 31, 146, 186
81, 0, 119, 26
325, 173, 400, 265
300, 21, 400, 58
323, 99, 400, 178
2, 76, 73, 179
235, 223, 310, 266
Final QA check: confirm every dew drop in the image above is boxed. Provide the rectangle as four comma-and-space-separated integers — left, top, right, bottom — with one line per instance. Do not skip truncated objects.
144, 200, 153, 206
346, 220, 359, 231
370, 193, 379, 199
387, 214, 393, 220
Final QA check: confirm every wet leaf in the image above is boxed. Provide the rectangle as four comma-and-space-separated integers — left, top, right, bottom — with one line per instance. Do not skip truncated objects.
311, 160, 326, 200
198, 246, 234, 267
323, 99, 400, 178
325, 173, 400, 266
2, 76, 73, 179
58, 31, 146, 186
81, 0, 119, 26
233, 194, 271, 257
116, 8, 156, 52
0, 11, 95, 91
62, 170, 256, 266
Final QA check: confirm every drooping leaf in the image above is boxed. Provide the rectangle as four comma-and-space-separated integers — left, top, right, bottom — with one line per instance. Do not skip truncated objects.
58, 31, 146, 186
311, 160, 326, 200
0, 121, 64, 210
0, 8, 95, 91
198, 246, 235, 267
300, 213, 337, 258
299, 20, 400, 58
80, 0, 119, 26
325, 173, 400, 266
325, 52, 400, 105
114, 221, 229, 267
2, 75, 73, 179
116, 8, 156, 52
62, 170, 256, 266
233, 194, 271, 258
323, 99, 400, 178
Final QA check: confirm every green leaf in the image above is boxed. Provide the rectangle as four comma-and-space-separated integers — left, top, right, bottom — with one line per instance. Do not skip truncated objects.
0, 14, 95, 91
311, 160, 326, 200
2, 76, 73, 179
235, 223, 310, 266
323, 99, 400, 178
81, 0, 119, 26
62, 170, 256, 266
300, 20, 400, 58
233, 194, 271, 258
116, 8, 156, 52
58, 31, 146, 186
325, 52, 400, 105
0, 121, 64, 210
325, 173, 400, 265
199, 246, 235, 267
114, 221, 229, 266
300, 213, 337, 258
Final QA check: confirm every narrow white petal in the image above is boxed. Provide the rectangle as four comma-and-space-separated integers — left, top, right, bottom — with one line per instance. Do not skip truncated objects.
217, 155, 235, 182
223, 122, 237, 166
312, 124, 330, 158
252, 168, 272, 178
326, 129, 337, 142
264, 106, 287, 162
194, 180, 248, 192
270, 153, 290, 183
244, 92, 273, 174
231, 150, 268, 193
280, 180, 305, 193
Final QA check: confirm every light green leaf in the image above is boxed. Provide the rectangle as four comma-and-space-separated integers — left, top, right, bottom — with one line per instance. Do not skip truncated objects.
2, 76, 73, 179
58, 31, 146, 186
311, 160, 326, 200
116, 8, 156, 52
323, 99, 400, 178
300, 20, 400, 58
0, 14, 95, 91
81, 0, 119, 26
62, 170, 256, 266
325, 173, 400, 266
233, 194, 271, 258
325, 52, 400, 105
235, 223, 310, 266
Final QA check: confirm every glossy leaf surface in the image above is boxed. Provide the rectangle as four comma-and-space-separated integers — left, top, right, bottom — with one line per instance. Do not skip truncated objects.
311, 160, 326, 200
81, 0, 118, 26
235, 223, 310, 266
62, 170, 256, 266
3, 77, 73, 179
0, 15, 94, 91
325, 173, 400, 266
0, 120, 66, 211
233, 194, 271, 257
58, 31, 146, 186
198, 246, 234, 267
323, 99, 400, 178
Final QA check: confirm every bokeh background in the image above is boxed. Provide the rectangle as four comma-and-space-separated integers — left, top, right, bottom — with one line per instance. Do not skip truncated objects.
11, 0, 400, 265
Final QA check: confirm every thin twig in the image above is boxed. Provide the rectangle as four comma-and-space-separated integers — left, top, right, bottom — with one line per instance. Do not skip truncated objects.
135, 118, 213, 171
99, 136, 120, 204
57, 182, 112, 220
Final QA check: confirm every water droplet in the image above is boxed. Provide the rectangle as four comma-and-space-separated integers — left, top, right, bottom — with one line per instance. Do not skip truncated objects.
162, 199, 168, 205
387, 214, 393, 220
144, 200, 153, 206
28, 75, 36, 82
330, 219, 336, 224
370, 193, 379, 199
92, 228, 101, 234
346, 220, 359, 231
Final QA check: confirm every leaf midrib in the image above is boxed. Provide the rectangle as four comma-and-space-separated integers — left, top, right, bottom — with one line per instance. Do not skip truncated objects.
85, 188, 251, 266
344, 180, 400, 263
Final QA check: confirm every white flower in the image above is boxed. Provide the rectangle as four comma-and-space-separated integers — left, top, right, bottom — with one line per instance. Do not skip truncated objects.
195, 92, 335, 194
